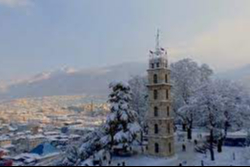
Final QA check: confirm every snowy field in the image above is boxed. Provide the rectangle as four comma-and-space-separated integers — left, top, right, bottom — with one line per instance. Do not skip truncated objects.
112, 132, 250, 166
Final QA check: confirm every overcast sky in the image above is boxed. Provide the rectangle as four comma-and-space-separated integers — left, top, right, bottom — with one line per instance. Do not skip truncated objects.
0, 0, 250, 80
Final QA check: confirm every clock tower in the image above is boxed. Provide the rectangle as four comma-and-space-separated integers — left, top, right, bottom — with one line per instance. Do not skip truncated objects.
146, 30, 175, 157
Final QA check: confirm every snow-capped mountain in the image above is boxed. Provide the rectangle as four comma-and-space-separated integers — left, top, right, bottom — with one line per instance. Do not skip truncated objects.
0, 62, 147, 100
0, 62, 249, 100
25, 67, 78, 84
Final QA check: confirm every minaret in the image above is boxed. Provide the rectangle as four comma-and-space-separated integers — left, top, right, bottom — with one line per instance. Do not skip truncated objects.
146, 30, 175, 157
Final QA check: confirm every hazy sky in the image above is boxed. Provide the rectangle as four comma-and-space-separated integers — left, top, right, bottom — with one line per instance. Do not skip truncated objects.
0, 0, 250, 80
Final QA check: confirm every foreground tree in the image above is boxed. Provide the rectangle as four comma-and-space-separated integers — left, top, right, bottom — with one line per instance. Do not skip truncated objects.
171, 59, 213, 140
62, 82, 141, 165
102, 82, 141, 152
62, 129, 106, 166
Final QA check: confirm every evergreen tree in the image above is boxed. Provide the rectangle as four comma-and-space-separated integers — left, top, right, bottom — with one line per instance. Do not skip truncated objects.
62, 146, 80, 166
103, 82, 141, 151
62, 82, 141, 165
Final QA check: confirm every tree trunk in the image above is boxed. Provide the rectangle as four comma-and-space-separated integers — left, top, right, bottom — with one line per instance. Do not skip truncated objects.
210, 129, 215, 161
224, 121, 229, 139
187, 128, 192, 140
140, 130, 144, 143
217, 138, 223, 153
182, 123, 186, 131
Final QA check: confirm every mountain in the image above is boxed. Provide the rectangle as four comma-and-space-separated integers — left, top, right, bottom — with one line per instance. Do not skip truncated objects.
217, 64, 250, 89
0, 62, 147, 100
1, 62, 249, 100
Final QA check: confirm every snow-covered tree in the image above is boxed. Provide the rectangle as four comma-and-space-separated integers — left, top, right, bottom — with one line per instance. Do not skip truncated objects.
129, 76, 148, 143
186, 80, 224, 161
171, 58, 213, 139
62, 82, 141, 165
128, 76, 148, 125
208, 80, 250, 153
217, 81, 250, 133
62, 146, 80, 166
182, 79, 250, 161
62, 129, 107, 166
102, 82, 141, 152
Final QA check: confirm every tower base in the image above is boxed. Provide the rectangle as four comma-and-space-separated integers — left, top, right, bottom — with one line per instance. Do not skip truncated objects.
147, 136, 175, 157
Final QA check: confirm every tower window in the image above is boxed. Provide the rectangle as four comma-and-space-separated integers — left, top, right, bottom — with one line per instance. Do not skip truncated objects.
156, 62, 160, 68
166, 90, 169, 100
151, 63, 155, 69
165, 74, 168, 83
154, 124, 159, 134
167, 123, 171, 134
167, 106, 170, 117
169, 143, 172, 154
155, 143, 159, 153
154, 107, 159, 117
154, 90, 158, 100
153, 74, 158, 84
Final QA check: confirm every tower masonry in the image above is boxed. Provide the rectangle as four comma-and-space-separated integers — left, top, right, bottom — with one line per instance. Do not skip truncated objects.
146, 31, 175, 157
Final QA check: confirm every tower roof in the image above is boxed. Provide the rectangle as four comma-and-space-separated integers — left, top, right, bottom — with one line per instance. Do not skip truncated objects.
149, 29, 167, 59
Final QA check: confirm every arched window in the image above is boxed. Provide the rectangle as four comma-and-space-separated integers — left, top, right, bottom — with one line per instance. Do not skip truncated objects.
154, 107, 159, 117
156, 62, 160, 68
153, 74, 158, 84
154, 90, 158, 100
169, 143, 172, 154
167, 106, 170, 117
167, 123, 171, 134
165, 74, 168, 83
166, 90, 169, 100
154, 124, 159, 134
155, 143, 159, 153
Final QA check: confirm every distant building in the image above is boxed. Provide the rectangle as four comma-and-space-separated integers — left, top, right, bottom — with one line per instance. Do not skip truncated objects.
0, 137, 12, 148
27, 135, 47, 151
146, 31, 175, 157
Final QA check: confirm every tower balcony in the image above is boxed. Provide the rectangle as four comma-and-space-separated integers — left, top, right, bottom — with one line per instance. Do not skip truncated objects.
148, 56, 168, 70
147, 83, 172, 88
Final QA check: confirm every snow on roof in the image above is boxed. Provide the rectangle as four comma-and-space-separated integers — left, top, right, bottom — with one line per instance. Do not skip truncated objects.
0, 148, 9, 153
30, 142, 59, 156
0, 135, 10, 141
2, 144, 15, 149
43, 131, 61, 136
227, 131, 248, 138
16, 132, 26, 136
27, 134, 45, 139
8, 126, 18, 132
14, 153, 41, 161
69, 134, 80, 138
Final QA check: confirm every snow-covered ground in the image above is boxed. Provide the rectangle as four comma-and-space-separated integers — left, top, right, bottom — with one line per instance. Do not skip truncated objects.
112, 132, 249, 166
112, 147, 247, 166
